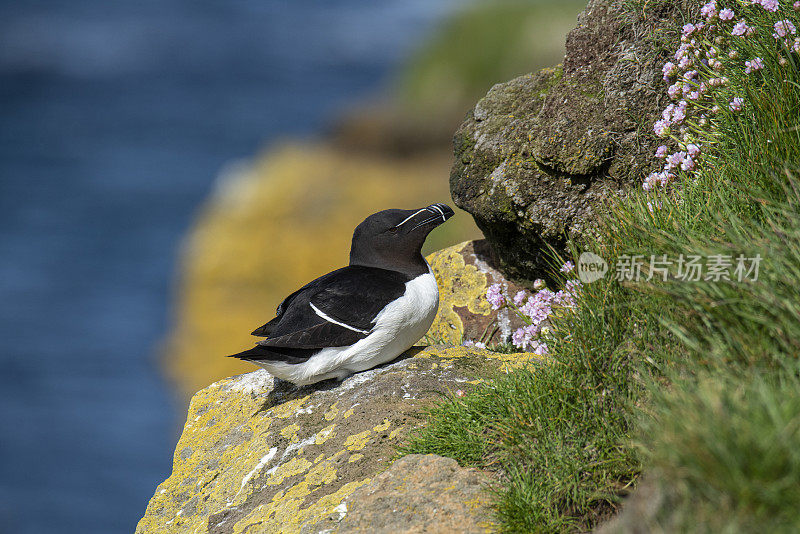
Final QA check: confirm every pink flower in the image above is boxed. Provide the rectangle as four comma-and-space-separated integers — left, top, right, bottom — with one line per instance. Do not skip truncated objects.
462, 340, 486, 349
688, 91, 700, 100
671, 102, 687, 124
530, 340, 549, 356
682, 23, 697, 36
655, 145, 669, 158
745, 57, 764, 73
662, 61, 677, 79
730, 97, 744, 111
687, 143, 701, 157
643, 174, 656, 191
732, 21, 750, 36
668, 83, 682, 99
560, 261, 574, 273
701, 0, 718, 19
513, 290, 527, 306
681, 155, 696, 171
759, 0, 779, 12
794, 1, 800, 10
533, 279, 545, 290
666, 151, 686, 170
719, 8, 735, 20
654, 119, 670, 137
512, 324, 540, 350
486, 283, 505, 309
774, 20, 797, 38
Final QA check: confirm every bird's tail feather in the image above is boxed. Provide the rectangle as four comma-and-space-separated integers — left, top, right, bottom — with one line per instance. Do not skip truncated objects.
227, 344, 315, 364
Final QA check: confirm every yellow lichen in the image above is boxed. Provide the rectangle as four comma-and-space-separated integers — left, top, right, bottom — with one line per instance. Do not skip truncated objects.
323, 402, 339, 421
314, 423, 336, 445
373, 419, 391, 432
343, 429, 373, 452
280, 423, 301, 442
425, 242, 493, 344
267, 457, 312, 486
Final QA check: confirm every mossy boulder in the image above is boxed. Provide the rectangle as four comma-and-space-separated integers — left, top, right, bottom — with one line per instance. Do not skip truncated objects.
137, 346, 541, 533
450, 0, 697, 280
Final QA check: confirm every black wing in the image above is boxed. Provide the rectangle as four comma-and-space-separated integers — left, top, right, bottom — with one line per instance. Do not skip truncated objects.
234, 266, 409, 359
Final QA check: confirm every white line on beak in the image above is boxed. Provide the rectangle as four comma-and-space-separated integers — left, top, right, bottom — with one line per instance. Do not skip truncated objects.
394, 209, 427, 229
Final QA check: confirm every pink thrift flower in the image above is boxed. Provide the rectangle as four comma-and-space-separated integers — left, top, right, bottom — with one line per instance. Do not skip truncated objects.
530, 340, 549, 356
759, 0, 779, 12
671, 103, 687, 124
719, 8, 735, 20
732, 21, 749, 36
794, 0, 800, 10
653, 119, 670, 137
667, 83, 681, 99
745, 57, 764, 73
681, 155, 696, 171
643, 173, 658, 191
687, 143, 701, 157
682, 23, 696, 36
701, 0, 718, 19
486, 283, 505, 309
730, 97, 744, 111
662, 61, 677, 79
666, 151, 686, 170
655, 145, 669, 158
533, 279, 545, 290
774, 20, 797, 38
513, 290, 527, 306
560, 261, 574, 273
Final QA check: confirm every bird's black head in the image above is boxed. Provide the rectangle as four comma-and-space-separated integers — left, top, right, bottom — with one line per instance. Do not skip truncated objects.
349, 204, 455, 275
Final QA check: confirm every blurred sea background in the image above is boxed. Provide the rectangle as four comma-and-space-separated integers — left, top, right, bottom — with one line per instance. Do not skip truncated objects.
0, 1, 583, 532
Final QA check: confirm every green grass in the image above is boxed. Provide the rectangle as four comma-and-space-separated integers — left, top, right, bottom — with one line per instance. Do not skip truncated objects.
404, 1, 800, 532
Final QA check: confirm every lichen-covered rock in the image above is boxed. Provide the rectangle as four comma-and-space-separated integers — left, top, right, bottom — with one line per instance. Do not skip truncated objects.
303, 454, 493, 533
450, 0, 697, 280
426, 240, 528, 346
137, 346, 541, 534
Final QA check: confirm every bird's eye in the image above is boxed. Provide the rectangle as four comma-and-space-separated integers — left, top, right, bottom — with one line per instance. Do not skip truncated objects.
387, 227, 398, 234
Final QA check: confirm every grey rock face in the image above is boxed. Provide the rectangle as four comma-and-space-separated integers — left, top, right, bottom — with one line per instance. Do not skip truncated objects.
304, 454, 493, 534
450, 0, 697, 281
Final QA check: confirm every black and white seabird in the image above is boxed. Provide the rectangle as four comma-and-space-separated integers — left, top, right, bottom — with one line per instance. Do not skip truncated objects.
228, 203, 455, 386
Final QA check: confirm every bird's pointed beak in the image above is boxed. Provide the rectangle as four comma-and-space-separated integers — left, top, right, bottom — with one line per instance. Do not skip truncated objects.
405, 203, 454, 232
426, 203, 455, 225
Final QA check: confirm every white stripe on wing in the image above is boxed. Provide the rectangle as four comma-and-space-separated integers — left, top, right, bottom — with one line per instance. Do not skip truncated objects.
309, 302, 371, 334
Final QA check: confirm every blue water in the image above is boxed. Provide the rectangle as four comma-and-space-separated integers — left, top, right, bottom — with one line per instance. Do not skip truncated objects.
0, 1, 454, 532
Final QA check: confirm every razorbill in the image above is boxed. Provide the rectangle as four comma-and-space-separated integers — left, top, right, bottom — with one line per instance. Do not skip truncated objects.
228, 203, 455, 386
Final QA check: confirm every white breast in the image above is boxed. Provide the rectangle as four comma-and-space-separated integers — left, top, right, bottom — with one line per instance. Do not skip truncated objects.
258, 272, 440, 385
